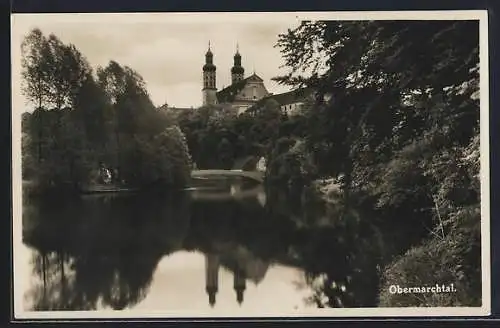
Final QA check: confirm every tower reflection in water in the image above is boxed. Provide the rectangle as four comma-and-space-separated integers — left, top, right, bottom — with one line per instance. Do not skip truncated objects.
205, 253, 220, 307
205, 253, 248, 307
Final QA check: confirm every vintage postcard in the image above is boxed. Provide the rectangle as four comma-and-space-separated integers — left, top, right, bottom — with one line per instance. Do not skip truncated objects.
11, 10, 490, 319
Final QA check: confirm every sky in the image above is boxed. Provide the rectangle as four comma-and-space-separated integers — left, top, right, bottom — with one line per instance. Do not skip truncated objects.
11, 13, 306, 113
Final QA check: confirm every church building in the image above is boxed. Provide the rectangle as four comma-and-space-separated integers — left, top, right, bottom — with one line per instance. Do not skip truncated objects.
160, 43, 315, 116
201, 42, 312, 116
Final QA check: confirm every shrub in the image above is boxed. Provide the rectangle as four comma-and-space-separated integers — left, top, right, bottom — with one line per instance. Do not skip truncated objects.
378, 204, 481, 307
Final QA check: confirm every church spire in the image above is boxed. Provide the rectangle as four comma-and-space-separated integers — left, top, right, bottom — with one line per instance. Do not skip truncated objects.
231, 42, 244, 85
205, 41, 213, 62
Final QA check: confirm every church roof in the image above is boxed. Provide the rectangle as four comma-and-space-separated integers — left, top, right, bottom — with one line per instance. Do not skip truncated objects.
250, 87, 314, 110
157, 104, 192, 112
216, 73, 264, 103
157, 104, 193, 121
157, 103, 169, 111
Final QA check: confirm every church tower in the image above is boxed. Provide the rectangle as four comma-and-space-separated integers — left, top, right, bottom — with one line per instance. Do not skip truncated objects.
202, 41, 217, 106
231, 43, 245, 85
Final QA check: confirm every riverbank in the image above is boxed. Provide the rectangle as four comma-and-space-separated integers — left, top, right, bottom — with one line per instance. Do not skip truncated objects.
22, 180, 140, 197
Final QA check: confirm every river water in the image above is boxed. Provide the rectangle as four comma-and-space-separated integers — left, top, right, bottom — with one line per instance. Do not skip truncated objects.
19, 180, 384, 314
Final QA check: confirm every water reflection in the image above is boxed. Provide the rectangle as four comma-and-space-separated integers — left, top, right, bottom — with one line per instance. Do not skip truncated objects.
134, 251, 309, 313
204, 245, 271, 307
21, 180, 385, 312
23, 191, 191, 311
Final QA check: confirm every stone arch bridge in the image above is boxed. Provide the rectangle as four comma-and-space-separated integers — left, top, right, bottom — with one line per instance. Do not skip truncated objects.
191, 169, 265, 183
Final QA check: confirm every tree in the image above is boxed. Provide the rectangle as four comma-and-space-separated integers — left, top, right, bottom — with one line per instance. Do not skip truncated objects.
22, 30, 92, 111
130, 125, 192, 188
21, 29, 184, 191
274, 20, 479, 186
273, 20, 481, 307
44, 35, 92, 110
21, 29, 52, 164
21, 29, 95, 180
71, 73, 114, 154
96, 61, 170, 179
216, 137, 233, 169
21, 28, 52, 110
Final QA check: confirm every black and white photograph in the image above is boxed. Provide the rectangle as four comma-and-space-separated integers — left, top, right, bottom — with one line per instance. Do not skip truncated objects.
11, 11, 490, 318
